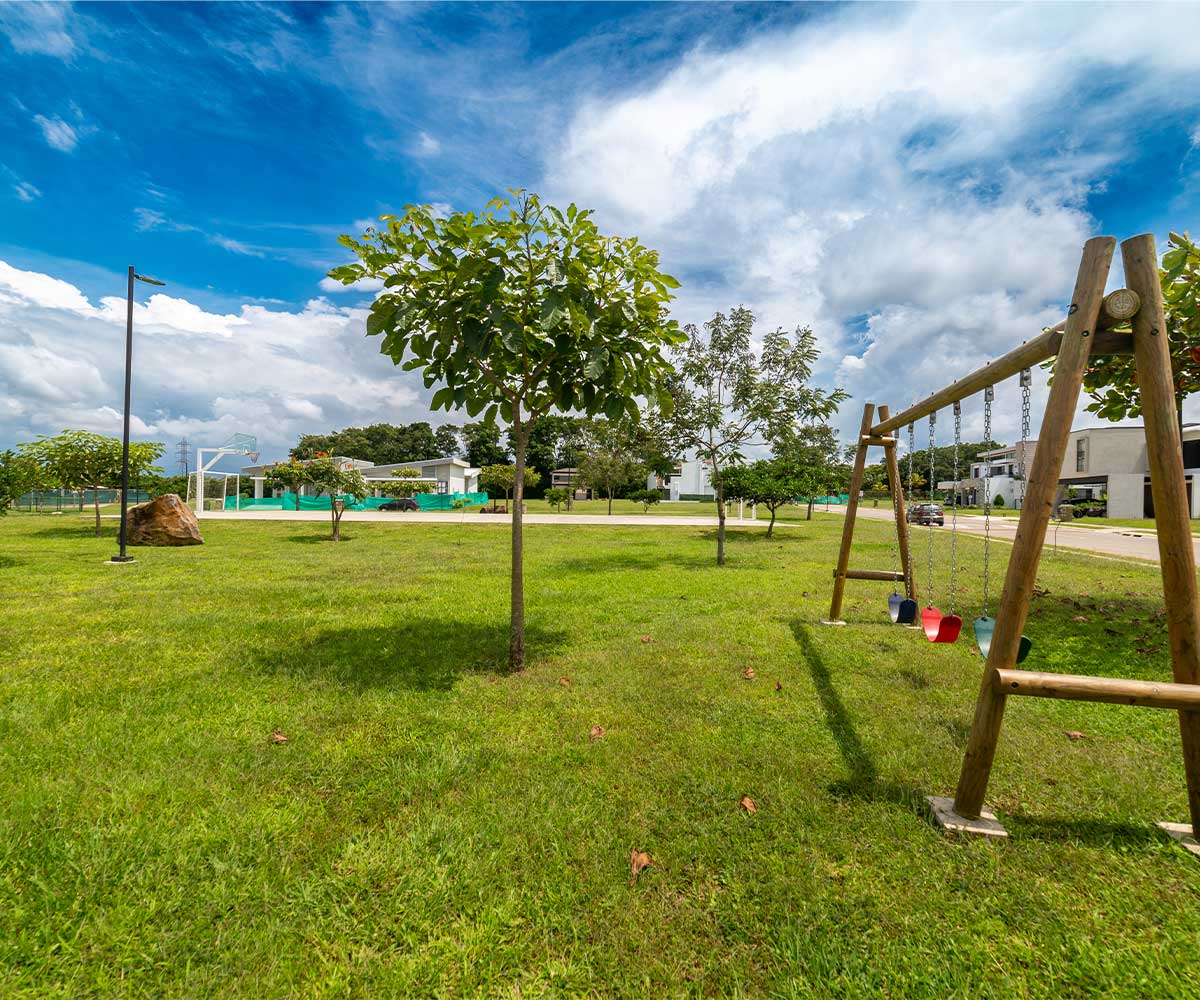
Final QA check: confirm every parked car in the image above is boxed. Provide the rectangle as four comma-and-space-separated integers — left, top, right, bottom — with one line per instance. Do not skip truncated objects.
907, 503, 944, 526
379, 498, 419, 511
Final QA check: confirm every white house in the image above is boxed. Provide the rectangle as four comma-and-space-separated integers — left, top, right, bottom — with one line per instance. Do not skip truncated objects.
953, 440, 1038, 507
647, 457, 717, 501
1057, 424, 1200, 519
937, 424, 1200, 519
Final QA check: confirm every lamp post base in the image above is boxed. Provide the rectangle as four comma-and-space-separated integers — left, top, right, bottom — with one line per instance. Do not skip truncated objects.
105, 556, 137, 565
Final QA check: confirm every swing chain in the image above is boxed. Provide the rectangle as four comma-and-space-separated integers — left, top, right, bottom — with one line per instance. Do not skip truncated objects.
1019, 368, 1031, 509
906, 424, 916, 584
951, 401, 960, 615
927, 413, 936, 607
982, 386, 993, 615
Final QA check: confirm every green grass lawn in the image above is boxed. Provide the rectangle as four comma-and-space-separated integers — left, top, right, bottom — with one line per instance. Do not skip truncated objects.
2, 514, 1198, 997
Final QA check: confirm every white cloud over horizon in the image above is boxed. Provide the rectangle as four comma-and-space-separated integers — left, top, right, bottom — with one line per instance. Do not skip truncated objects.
0, 259, 429, 463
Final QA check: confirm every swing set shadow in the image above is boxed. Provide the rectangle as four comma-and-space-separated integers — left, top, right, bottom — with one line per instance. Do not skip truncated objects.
789, 620, 924, 811
823, 233, 1200, 854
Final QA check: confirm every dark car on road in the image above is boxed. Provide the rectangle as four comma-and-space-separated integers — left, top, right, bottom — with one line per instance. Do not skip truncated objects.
907, 503, 944, 526
379, 498, 419, 511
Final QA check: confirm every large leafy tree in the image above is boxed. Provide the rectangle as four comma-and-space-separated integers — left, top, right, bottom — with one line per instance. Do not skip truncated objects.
577, 417, 646, 514
462, 421, 510, 468
0, 450, 38, 516
1073, 232, 1200, 423
434, 424, 461, 457
721, 460, 802, 537
20, 431, 163, 536
664, 308, 846, 565
304, 456, 369, 542
331, 190, 682, 668
293, 422, 444, 465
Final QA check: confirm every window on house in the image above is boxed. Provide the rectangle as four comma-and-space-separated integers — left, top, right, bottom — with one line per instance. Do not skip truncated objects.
438, 480, 449, 494
1076, 438, 1087, 473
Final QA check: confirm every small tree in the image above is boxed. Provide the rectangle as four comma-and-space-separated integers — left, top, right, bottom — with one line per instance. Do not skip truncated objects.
627, 488, 661, 513
21, 430, 162, 535
304, 457, 369, 541
721, 461, 802, 537
390, 467, 437, 498
994, 493, 1005, 508
0, 450, 38, 516
664, 309, 845, 564
577, 418, 646, 515
263, 457, 310, 510
544, 487, 569, 512
479, 464, 541, 503
331, 191, 682, 668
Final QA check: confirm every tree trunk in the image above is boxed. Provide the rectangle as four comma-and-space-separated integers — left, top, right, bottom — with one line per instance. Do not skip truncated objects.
607, 490, 613, 515
767, 506, 777, 538
715, 481, 726, 566
331, 506, 340, 542
807, 498, 814, 521
93, 490, 101, 537
510, 423, 528, 670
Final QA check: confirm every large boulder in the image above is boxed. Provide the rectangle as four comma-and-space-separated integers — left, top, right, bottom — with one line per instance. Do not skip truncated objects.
127, 494, 203, 546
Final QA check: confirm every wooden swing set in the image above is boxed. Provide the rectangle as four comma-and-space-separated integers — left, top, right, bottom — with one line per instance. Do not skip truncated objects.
827, 234, 1200, 848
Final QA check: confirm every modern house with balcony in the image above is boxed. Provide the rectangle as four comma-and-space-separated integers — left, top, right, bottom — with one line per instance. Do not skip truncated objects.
646, 457, 717, 501
241, 455, 480, 498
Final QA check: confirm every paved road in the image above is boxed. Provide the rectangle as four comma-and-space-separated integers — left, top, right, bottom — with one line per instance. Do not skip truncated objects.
833, 505, 1186, 564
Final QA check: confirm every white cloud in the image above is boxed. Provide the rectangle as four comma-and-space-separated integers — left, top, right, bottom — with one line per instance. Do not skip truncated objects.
545, 2, 1200, 447
34, 114, 79, 152
12, 180, 41, 202
0, 1, 77, 58
0, 259, 429, 459
415, 131, 441, 156
209, 235, 266, 258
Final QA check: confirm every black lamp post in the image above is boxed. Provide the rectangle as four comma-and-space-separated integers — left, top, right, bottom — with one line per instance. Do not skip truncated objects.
112, 265, 165, 564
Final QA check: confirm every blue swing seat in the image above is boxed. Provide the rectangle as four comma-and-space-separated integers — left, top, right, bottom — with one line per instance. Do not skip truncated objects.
888, 591, 918, 624
973, 615, 1032, 663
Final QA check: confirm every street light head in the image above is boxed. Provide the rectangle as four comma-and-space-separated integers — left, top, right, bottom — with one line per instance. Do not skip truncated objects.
134, 273, 166, 286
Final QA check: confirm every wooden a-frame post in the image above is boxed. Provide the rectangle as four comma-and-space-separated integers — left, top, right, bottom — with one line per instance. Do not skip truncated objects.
929, 234, 1200, 849
826, 403, 915, 624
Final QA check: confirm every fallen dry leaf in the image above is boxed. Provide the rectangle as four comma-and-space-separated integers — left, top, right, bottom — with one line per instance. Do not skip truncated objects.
269, 729, 288, 744
589, 725, 606, 741
742, 666, 756, 680
775, 680, 783, 691
1064, 730, 1087, 741
629, 848, 652, 883
558, 677, 570, 687
1071, 615, 1089, 623
739, 795, 757, 814
639, 635, 654, 644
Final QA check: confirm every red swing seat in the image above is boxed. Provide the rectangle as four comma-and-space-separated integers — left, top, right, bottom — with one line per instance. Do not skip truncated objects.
922, 606, 962, 643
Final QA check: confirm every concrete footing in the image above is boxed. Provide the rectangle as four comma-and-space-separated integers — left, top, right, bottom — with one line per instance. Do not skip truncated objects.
927, 795, 1009, 839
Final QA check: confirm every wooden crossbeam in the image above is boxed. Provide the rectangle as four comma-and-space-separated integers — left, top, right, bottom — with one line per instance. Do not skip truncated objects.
995, 669, 1200, 711
832, 568, 906, 582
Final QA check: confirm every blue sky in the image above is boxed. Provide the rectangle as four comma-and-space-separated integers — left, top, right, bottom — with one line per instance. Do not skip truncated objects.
1, 1, 1199, 464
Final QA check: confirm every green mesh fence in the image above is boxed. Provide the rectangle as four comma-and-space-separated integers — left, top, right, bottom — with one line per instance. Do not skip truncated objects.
237, 492, 490, 512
